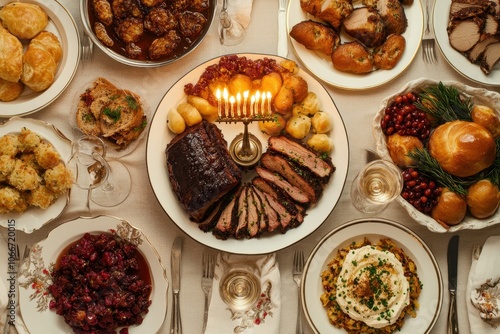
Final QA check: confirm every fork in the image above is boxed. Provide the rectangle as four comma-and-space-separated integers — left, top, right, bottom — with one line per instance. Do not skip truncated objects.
201, 253, 215, 333
81, 32, 94, 62
422, 0, 437, 64
293, 250, 305, 334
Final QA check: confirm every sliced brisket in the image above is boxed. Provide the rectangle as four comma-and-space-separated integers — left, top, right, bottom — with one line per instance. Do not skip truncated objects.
255, 166, 310, 205
251, 185, 282, 232
481, 42, 500, 74
212, 187, 241, 240
267, 135, 335, 179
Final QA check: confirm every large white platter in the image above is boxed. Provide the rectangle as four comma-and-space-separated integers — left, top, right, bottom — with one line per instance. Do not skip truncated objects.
0, 117, 72, 233
302, 218, 443, 334
146, 53, 349, 254
373, 78, 500, 232
287, 0, 423, 90
434, 0, 500, 86
18, 215, 168, 334
0, 0, 80, 117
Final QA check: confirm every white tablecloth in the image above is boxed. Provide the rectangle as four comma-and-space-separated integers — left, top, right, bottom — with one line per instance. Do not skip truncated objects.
2, 1, 500, 333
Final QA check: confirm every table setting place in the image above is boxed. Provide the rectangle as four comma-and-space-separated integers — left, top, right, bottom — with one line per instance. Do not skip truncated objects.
1, 0, 500, 334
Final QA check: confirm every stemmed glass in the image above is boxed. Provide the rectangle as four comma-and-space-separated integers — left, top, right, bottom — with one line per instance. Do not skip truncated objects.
219, 0, 246, 46
68, 135, 131, 209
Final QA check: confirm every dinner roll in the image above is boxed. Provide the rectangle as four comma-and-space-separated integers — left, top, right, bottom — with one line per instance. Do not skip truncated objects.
428, 120, 496, 177
0, 2, 48, 39
466, 179, 500, 219
431, 188, 467, 227
0, 78, 23, 102
386, 134, 423, 168
0, 27, 23, 83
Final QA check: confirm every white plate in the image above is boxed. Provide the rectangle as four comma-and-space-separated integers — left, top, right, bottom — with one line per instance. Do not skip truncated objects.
287, 0, 423, 90
373, 77, 500, 232
0, 117, 72, 233
18, 215, 168, 334
146, 53, 350, 254
0, 0, 80, 117
433, 0, 500, 86
302, 218, 443, 334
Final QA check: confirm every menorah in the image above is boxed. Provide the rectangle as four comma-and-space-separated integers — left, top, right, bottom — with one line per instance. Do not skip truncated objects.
215, 88, 275, 167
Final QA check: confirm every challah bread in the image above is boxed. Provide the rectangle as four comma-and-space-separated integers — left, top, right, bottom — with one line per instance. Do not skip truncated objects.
428, 120, 496, 177
21, 31, 62, 92
0, 26, 23, 83
0, 2, 48, 39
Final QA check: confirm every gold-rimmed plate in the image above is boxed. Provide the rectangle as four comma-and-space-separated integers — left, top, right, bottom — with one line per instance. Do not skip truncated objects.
287, 0, 423, 90
18, 215, 168, 334
0, 117, 72, 233
302, 218, 443, 334
146, 53, 349, 254
0, 0, 80, 116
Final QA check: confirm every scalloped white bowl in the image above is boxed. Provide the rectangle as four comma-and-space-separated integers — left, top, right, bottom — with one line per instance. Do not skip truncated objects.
372, 78, 500, 233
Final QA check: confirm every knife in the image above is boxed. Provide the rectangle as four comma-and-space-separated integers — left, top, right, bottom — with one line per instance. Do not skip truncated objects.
170, 237, 183, 334
447, 235, 459, 334
277, 0, 288, 57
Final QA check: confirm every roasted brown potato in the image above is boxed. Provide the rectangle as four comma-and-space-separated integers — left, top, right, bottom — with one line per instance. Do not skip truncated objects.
290, 20, 340, 55
331, 41, 374, 74
373, 34, 406, 70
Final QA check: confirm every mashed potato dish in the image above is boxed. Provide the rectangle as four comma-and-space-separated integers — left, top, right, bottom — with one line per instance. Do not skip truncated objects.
320, 238, 422, 333
0, 128, 72, 214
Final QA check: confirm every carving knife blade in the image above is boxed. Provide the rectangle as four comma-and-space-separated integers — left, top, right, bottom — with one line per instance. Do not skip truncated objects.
170, 237, 183, 334
447, 235, 459, 334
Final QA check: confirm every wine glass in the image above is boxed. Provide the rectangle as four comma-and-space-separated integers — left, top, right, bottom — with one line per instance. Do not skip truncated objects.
350, 159, 403, 214
70, 136, 131, 208
219, 0, 246, 46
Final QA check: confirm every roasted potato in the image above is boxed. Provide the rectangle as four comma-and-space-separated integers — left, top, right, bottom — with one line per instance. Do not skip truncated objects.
228, 74, 252, 96
311, 112, 332, 134
167, 107, 186, 134
176, 102, 202, 127
187, 95, 218, 122
258, 113, 286, 136
307, 133, 334, 153
283, 73, 308, 102
286, 114, 311, 139
273, 86, 294, 115
260, 72, 282, 98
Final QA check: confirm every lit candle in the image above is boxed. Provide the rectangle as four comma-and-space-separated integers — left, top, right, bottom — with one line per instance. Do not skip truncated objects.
229, 95, 235, 117
255, 91, 261, 115
236, 92, 241, 117
243, 90, 249, 117
261, 91, 266, 115
267, 92, 272, 115
223, 88, 229, 117
216, 89, 222, 118
250, 95, 255, 116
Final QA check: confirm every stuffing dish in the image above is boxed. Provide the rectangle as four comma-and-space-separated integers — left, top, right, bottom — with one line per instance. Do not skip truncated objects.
0, 127, 72, 214
320, 237, 422, 333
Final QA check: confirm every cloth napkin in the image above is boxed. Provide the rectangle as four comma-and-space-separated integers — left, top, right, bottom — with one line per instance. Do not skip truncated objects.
204, 252, 281, 334
466, 235, 500, 333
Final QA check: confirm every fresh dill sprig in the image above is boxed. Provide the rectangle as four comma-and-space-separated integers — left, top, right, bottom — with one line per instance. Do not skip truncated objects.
407, 148, 468, 195
414, 82, 473, 124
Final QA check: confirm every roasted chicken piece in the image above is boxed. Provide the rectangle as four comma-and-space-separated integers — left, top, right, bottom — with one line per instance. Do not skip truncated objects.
300, 0, 354, 29
94, 22, 114, 46
139, 0, 163, 7
144, 7, 177, 36
114, 17, 143, 43
148, 30, 181, 59
93, 0, 113, 26
290, 20, 340, 55
178, 11, 207, 38
170, 0, 191, 11
373, 33, 406, 69
331, 40, 373, 73
192, 0, 210, 11
342, 7, 386, 48
111, 0, 142, 20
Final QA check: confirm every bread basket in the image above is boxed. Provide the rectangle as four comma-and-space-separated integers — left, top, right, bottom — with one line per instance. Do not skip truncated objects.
373, 77, 500, 232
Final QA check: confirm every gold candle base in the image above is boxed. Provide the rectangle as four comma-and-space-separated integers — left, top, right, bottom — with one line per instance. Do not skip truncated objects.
229, 129, 262, 168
